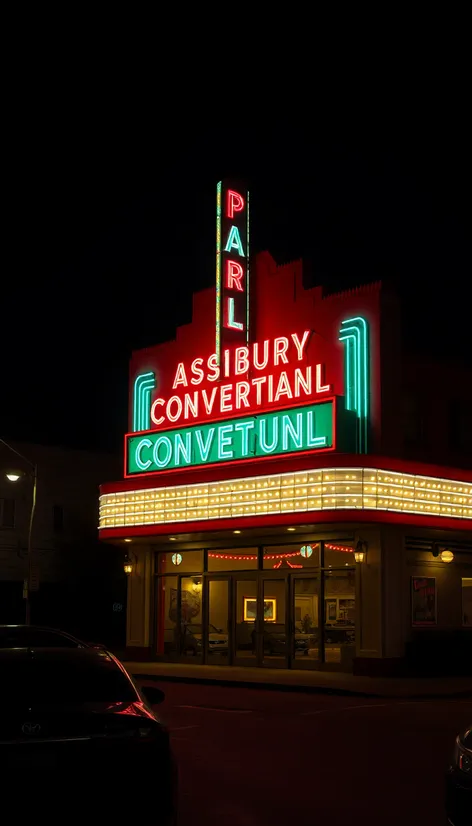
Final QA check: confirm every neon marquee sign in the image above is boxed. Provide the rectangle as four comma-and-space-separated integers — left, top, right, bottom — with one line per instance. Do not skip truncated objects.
216, 180, 249, 364
127, 400, 334, 475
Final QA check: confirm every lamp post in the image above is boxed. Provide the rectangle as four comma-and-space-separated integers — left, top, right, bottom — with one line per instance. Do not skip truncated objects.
0, 438, 38, 625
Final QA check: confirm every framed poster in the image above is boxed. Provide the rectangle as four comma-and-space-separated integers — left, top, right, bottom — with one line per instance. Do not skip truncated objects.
411, 577, 437, 626
243, 598, 277, 622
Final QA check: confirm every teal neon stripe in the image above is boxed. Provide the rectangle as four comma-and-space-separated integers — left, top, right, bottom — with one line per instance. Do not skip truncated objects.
339, 317, 370, 453
132, 372, 156, 433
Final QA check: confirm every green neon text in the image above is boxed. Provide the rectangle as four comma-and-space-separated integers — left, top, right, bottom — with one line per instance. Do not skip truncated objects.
127, 401, 333, 475
224, 225, 245, 256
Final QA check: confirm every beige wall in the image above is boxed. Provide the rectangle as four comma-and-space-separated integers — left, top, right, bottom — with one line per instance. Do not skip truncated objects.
405, 550, 472, 632
383, 530, 472, 660
382, 527, 405, 658
355, 528, 382, 658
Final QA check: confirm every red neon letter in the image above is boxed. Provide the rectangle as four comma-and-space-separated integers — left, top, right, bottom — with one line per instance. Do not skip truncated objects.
225, 260, 244, 291
227, 189, 245, 219
151, 398, 165, 426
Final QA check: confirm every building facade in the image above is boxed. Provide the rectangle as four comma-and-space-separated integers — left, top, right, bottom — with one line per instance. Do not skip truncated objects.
98, 181, 472, 674
0, 441, 125, 643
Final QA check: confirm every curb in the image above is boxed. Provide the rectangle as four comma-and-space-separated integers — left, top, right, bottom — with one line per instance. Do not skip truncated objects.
131, 671, 472, 701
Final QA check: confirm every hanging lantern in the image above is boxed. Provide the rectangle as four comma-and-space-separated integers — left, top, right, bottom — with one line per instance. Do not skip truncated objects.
354, 539, 368, 563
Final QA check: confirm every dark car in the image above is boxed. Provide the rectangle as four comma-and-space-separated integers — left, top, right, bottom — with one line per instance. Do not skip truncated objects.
0, 624, 90, 648
0, 647, 177, 824
446, 722, 472, 826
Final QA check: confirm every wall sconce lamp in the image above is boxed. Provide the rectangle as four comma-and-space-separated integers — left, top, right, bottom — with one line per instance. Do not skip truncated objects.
432, 545, 454, 563
354, 539, 368, 563
124, 552, 137, 575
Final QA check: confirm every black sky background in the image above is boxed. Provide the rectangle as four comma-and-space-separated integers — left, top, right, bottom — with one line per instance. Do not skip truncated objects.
2, 121, 470, 453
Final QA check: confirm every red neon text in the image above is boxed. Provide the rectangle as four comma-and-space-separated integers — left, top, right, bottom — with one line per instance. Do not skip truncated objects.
225, 260, 244, 291
147, 330, 331, 429
226, 189, 245, 219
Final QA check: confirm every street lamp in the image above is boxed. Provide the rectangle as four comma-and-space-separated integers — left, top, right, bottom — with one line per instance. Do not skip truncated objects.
1, 438, 37, 625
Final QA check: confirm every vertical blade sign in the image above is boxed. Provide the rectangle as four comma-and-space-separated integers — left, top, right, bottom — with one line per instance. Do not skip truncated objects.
216, 180, 249, 364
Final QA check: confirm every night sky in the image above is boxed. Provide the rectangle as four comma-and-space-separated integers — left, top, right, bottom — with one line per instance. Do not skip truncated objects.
3, 124, 470, 453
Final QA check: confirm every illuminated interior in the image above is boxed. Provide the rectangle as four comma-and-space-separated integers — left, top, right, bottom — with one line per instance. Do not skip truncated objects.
99, 467, 472, 529
157, 541, 357, 667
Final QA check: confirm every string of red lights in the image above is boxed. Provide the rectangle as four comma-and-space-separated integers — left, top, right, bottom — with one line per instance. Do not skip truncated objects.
207, 543, 353, 562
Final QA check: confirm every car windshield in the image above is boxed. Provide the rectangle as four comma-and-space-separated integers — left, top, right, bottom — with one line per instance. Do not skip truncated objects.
2, 659, 138, 703
0, 628, 80, 648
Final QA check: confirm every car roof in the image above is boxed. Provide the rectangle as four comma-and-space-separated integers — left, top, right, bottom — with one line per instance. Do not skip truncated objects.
0, 647, 114, 666
0, 625, 77, 633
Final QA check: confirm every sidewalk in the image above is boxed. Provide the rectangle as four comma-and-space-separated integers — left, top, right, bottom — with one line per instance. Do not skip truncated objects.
124, 660, 472, 699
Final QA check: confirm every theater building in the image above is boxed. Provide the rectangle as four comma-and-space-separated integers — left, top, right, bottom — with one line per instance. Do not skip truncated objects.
98, 181, 472, 675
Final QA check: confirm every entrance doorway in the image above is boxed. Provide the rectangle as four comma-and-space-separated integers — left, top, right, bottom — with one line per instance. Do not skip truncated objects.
155, 542, 356, 671
203, 572, 321, 669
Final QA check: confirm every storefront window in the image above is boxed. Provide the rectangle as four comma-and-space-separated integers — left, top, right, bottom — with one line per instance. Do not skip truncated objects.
462, 578, 472, 627
294, 576, 319, 661
324, 541, 355, 567
158, 550, 203, 574
323, 569, 355, 665
263, 543, 320, 569
236, 578, 257, 660
208, 549, 258, 571
180, 576, 203, 660
157, 575, 178, 656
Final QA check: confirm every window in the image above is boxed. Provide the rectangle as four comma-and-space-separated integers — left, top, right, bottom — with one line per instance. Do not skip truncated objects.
462, 578, 472, 627
324, 541, 355, 567
0, 659, 138, 703
0, 627, 80, 648
0, 499, 15, 528
209, 548, 258, 571
157, 550, 203, 574
263, 543, 320, 569
323, 568, 356, 665
53, 504, 64, 532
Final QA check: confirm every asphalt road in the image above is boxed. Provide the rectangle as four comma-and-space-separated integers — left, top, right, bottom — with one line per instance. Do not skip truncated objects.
136, 679, 472, 826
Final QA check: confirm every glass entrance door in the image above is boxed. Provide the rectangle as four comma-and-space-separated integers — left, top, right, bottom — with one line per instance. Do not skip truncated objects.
290, 574, 320, 669
232, 575, 289, 668
179, 575, 204, 663
233, 574, 259, 666
205, 577, 231, 665
261, 577, 288, 668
